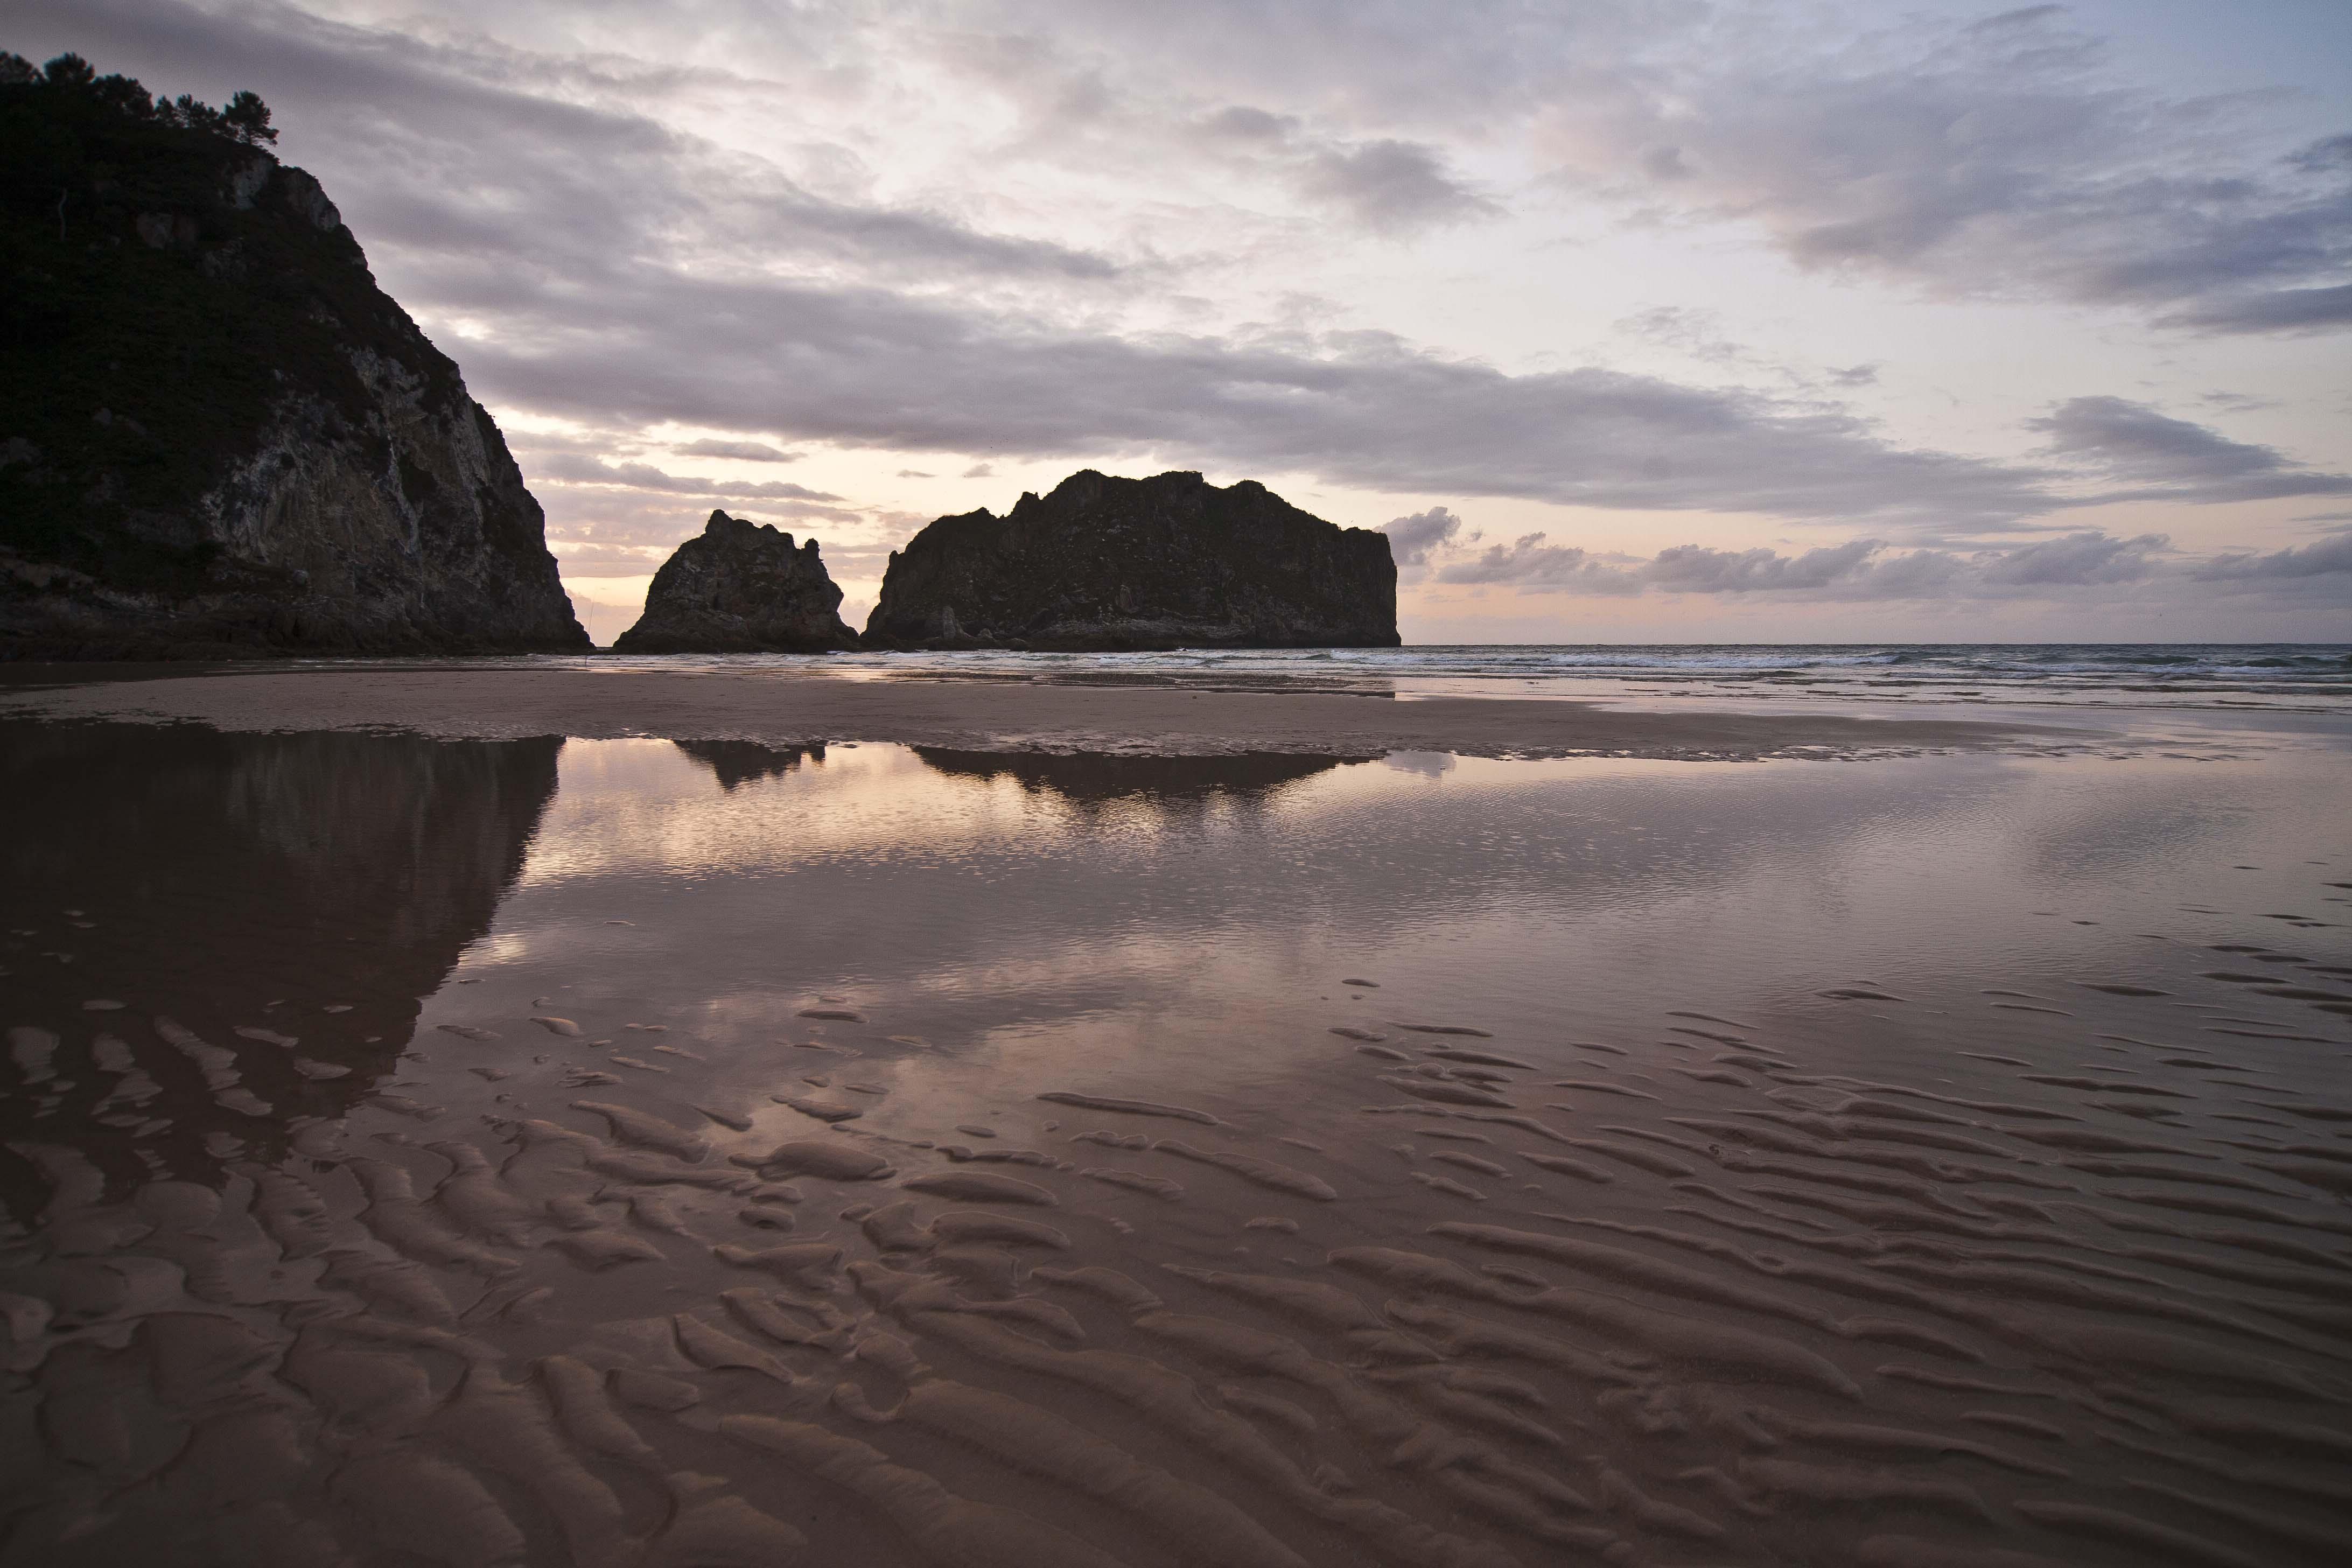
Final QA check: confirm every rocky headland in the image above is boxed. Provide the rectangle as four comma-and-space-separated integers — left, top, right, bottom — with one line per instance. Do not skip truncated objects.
0, 54, 586, 659
613, 510, 858, 653
865, 469, 1398, 650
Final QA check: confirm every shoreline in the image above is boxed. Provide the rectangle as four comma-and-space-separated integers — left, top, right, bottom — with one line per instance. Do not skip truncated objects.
0, 662, 2086, 759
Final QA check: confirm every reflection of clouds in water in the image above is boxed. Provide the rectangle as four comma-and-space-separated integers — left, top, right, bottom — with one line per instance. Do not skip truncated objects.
519, 744, 1379, 887
1383, 749, 1456, 777
454, 929, 559, 972
2021, 779, 2242, 886
486, 743, 2027, 1084
477, 738, 2350, 1121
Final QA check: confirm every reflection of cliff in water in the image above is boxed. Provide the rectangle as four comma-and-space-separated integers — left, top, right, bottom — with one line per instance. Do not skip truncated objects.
914, 747, 1364, 808
673, 738, 826, 790
0, 720, 561, 1209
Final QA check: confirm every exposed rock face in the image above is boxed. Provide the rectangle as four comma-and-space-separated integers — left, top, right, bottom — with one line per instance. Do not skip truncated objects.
614, 512, 858, 653
0, 60, 587, 657
865, 470, 1398, 650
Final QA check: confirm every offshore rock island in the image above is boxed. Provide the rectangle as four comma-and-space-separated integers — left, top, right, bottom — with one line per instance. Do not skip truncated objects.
614, 510, 858, 653
0, 56, 585, 659
864, 469, 1398, 650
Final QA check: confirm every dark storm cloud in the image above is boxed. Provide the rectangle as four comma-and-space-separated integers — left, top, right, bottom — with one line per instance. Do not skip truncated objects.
2027, 397, 2352, 502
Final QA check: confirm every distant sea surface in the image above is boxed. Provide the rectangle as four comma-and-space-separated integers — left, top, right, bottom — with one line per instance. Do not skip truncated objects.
545, 641, 2352, 711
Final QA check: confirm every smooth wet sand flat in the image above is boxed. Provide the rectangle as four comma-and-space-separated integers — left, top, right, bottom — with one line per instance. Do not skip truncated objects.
0, 663, 2074, 759
2, 709, 2348, 1568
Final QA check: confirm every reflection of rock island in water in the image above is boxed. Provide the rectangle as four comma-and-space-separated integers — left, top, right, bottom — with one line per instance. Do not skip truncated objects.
0, 721, 559, 1203
668, 737, 1365, 807
673, 737, 828, 790
914, 746, 1367, 806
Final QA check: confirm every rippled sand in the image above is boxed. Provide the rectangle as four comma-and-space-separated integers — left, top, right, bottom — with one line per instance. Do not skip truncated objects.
3, 717, 2348, 1567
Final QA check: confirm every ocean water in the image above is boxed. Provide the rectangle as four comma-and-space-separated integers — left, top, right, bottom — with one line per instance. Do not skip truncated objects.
523, 642, 2352, 711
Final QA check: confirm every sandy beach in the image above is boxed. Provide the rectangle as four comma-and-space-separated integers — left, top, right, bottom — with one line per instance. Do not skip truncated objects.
3, 661, 2348, 1568
1, 661, 2070, 759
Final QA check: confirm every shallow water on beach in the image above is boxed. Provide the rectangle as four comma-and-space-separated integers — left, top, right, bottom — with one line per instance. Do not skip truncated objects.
3, 716, 2349, 1567
484, 642, 2352, 712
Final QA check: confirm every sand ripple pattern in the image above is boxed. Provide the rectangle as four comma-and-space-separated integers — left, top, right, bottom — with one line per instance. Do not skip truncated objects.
3, 994, 2350, 1568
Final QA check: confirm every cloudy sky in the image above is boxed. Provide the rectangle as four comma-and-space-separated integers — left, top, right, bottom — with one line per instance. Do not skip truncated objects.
24, 0, 2352, 641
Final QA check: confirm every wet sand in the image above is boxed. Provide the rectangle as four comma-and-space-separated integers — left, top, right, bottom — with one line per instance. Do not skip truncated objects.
0, 663, 2074, 759
3, 705, 2350, 1568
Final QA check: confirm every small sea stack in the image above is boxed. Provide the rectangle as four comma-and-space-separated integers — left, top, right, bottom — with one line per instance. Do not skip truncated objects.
864, 469, 1398, 650
613, 510, 859, 653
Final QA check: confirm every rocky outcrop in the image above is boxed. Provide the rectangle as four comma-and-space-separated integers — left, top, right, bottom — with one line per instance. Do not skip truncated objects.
865, 470, 1397, 650
0, 56, 587, 657
614, 511, 858, 653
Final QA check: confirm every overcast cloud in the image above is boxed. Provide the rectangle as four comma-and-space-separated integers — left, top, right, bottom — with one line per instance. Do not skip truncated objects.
2027, 396, 2352, 503
1539, 7, 2352, 335
1399, 524, 2346, 608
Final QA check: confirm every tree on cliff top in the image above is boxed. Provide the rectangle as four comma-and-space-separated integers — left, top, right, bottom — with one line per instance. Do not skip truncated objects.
0, 52, 276, 144
0, 50, 390, 596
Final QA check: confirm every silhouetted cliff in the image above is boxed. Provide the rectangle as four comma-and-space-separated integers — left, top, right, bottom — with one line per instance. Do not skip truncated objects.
0, 53, 587, 658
